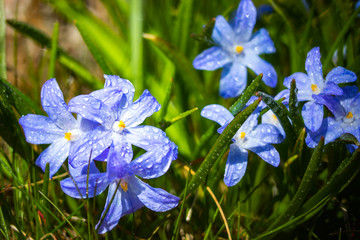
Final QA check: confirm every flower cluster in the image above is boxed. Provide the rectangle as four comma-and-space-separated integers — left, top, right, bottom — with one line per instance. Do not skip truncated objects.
197, 0, 359, 187
19, 75, 179, 233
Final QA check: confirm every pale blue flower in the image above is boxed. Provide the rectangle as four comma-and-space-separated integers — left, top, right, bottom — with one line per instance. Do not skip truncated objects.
281, 47, 357, 132
19, 79, 98, 178
306, 86, 360, 148
201, 104, 283, 186
61, 142, 179, 234
193, 0, 277, 98
67, 75, 174, 169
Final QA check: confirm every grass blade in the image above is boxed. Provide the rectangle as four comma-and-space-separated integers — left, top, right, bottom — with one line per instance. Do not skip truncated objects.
6, 19, 102, 89
256, 91, 296, 145
0, 0, 6, 79
229, 73, 263, 115
0, 205, 10, 240
160, 107, 198, 129
269, 137, 324, 230
130, 0, 143, 91
48, 22, 59, 79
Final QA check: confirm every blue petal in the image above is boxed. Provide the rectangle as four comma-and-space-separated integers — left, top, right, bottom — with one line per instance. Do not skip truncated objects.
103, 75, 135, 106
219, 63, 248, 98
96, 181, 143, 234
283, 72, 310, 89
201, 104, 234, 127
19, 114, 63, 144
35, 138, 70, 178
68, 95, 115, 128
40, 79, 77, 130
60, 173, 111, 199
107, 141, 133, 177
305, 47, 324, 88
336, 86, 359, 110
321, 82, 343, 96
130, 142, 177, 179
193, 46, 231, 70
224, 144, 248, 186
125, 126, 172, 151
233, 0, 257, 42
305, 117, 343, 148
69, 126, 113, 168
261, 111, 286, 138
244, 29, 275, 55
238, 111, 259, 135
120, 90, 160, 127
212, 15, 235, 48
68, 161, 100, 178
78, 116, 99, 132
249, 123, 284, 144
129, 177, 179, 212
325, 67, 357, 84
242, 52, 277, 87
302, 101, 323, 132
275, 89, 290, 104
248, 144, 280, 167
90, 87, 125, 111
346, 144, 358, 153
312, 95, 346, 119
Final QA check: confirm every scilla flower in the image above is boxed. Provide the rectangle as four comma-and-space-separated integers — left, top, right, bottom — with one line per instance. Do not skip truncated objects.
19, 79, 98, 178
193, 0, 277, 98
306, 86, 360, 148
201, 104, 283, 186
61, 142, 179, 234
280, 47, 357, 132
67, 75, 175, 169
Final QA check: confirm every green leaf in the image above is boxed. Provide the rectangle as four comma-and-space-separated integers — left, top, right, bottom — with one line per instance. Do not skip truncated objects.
256, 91, 296, 145
48, 22, 59, 79
229, 73, 263, 115
288, 79, 303, 133
143, 33, 203, 96
6, 19, 102, 89
0, 205, 10, 240
160, 107, 198, 129
301, 148, 360, 213
323, 7, 360, 69
269, 137, 324, 230
0, 0, 6, 79
173, 0, 193, 53
158, 78, 173, 121
187, 98, 261, 193
75, 21, 111, 74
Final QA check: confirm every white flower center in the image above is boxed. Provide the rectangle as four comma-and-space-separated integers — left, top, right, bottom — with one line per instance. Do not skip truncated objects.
112, 120, 126, 133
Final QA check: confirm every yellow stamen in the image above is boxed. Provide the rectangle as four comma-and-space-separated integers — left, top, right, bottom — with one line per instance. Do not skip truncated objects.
64, 132, 71, 141
311, 84, 318, 92
272, 114, 278, 121
120, 181, 128, 192
235, 45, 244, 54
118, 120, 126, 129
346, 112, 353, 119
240, 132, 246, 139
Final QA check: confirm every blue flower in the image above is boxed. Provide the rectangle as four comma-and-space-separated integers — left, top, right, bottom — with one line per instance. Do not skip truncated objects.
306, 86, 360, 148
193, 0, 277, 98
281, 47, 357, 132
201, 104, 283, 186
60, 142, 179, 234
19, 79, 98, 178
67, 75, 175, 169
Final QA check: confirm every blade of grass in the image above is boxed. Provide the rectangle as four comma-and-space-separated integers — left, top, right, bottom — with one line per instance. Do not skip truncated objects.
172, 166, 191, 240
0, 205, 10, 240
6, 20, 102, 89
323, 7, 360, 69
268, 137, 324, 230
0, 0, 6, 79
38, 191, 83, 240
161, 107, 198, 129
159, 78, 174, 121
173, 0, 193, 53
75, 21, 111, 74
130, 0, 143, 91
229, 74, 263, 115
256, 91, 296, 145
48, 22, 59, 79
